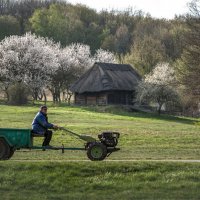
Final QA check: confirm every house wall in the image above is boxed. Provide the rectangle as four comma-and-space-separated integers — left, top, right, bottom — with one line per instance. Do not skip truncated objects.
96, 94, 107, 105
74, 91, 135, 106
86, 96, 97, 105
107, 91, 133, 105
75, 93, 107, 105
74, 94, 86, 105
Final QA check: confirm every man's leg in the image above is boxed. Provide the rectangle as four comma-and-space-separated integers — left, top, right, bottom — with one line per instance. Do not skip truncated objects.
42, 130, 53, 146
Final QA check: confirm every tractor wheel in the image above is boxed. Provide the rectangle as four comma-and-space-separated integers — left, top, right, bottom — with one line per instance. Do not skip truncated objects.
87, 142, 107, 161
0, 138, 10, 160
4, 147, 15, 160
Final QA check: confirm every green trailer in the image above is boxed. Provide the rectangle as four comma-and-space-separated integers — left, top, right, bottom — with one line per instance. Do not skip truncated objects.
0, 128, 32, 160
0, 128, 120, 161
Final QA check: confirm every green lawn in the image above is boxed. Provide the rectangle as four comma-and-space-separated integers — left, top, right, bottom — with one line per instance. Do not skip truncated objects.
0, 104, 200, 199
0, 104, 199, 160
1, 161, 200, 200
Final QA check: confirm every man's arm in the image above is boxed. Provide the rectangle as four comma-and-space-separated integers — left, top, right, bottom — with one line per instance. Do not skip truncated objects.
37, 115, 54, 129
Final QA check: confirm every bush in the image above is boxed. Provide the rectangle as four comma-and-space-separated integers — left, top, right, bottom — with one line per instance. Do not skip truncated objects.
8, 82, 29, 105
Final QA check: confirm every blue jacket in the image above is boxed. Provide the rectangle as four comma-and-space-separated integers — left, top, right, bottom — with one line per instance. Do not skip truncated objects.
32, 111, 54, 134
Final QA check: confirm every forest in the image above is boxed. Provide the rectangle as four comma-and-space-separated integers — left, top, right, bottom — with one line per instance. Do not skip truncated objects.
0, 0, 187, 73
0, 0, 199, 115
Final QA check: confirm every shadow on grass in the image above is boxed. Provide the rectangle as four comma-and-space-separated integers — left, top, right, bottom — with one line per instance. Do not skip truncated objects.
0, 101, 198, 125
79, 105, 199, 125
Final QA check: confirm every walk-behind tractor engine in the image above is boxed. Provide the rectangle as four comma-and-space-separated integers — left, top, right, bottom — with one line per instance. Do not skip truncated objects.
86, 131, 120, 161
98, 132, 120, 148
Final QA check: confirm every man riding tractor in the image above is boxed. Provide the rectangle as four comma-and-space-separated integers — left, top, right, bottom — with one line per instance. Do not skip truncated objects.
32, 105, 59, 148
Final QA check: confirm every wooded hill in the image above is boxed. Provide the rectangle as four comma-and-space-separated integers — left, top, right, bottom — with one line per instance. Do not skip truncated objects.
0, 0, 186, 75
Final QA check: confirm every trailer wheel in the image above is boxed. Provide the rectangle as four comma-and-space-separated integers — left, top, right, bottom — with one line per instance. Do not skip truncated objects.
0, 138, 10, 160
4, 147, 15, 159
87, 142, 107, 161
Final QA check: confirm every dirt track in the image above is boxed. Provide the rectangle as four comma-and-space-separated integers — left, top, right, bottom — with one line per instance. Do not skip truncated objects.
8, 159, 200, 162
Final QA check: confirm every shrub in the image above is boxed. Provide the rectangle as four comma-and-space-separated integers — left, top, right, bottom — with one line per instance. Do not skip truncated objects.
8, 82, 29, 105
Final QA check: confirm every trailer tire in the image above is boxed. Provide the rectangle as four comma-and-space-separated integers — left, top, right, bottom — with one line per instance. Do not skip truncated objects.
0, 138, 10, 160
4, 147, 15, 160
87, 142, 107, 161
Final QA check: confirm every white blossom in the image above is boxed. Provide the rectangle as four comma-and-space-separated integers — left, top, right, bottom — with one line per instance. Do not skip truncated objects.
61, 43, 94, 72
0, 33, 60, 95
136, 62, 179, 114
94, 49, 116, 63
0, 34, 117, 102
145, 63, 176, 85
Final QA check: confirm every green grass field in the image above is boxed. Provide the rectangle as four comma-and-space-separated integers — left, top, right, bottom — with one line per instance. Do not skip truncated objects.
1, 161, 200, 200
0, 104, 200, 199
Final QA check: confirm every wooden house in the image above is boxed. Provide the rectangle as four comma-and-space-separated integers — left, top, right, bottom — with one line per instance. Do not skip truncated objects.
70, 62, 141, 105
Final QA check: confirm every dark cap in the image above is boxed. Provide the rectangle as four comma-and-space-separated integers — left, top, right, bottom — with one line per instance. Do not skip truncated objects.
40, 105, 48, 110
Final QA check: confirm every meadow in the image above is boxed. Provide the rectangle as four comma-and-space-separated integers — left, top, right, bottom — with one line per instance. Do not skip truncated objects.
0, 104, 200, 199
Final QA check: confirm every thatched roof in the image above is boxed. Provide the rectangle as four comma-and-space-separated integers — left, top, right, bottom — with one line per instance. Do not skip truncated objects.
70, 62, 141, 94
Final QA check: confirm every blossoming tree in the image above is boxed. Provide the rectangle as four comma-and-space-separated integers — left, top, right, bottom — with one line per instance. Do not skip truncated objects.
94, 49, 116, 63
0, 33, 117, 103
49, 43, 94, 102
0, 33, 60, 102
49, 44, 117, 103
137, 63, 179, 114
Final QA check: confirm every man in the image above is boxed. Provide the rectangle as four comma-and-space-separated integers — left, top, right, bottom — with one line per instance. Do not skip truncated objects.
32, 105, 58, 147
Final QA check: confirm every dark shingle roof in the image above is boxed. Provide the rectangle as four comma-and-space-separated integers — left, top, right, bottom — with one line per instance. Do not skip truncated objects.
70, 62, 141, 93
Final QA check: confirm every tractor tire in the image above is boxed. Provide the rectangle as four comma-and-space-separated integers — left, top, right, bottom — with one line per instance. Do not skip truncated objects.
0, 138, 10, 160
4, 147, 15, 160
87, 142, 107, 161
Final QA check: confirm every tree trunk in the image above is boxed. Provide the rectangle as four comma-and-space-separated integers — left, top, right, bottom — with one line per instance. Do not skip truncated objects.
37, 90, 43, 101
158, 103, 163, 115
54, 87, 61, 103
67, 94, 72, 105
43, 90, 47, 105
4, 89, 9, 102
33, 90, 38, 101
49, 88, 56, 103
66, 90, 73, 105
62, 91, 66, 102
53, 93, 56, 103
57, 92, 61, 103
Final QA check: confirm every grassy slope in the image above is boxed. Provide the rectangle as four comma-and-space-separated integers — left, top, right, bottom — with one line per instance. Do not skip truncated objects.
0, 104, 199, 160
0, 104, 200, 199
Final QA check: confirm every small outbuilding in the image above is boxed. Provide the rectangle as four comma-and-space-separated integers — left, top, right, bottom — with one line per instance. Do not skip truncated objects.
70, 62, 141, 105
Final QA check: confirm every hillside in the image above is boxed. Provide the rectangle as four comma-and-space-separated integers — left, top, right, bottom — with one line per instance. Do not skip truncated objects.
0, 105, 199, 160
0, 105, 200, 199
